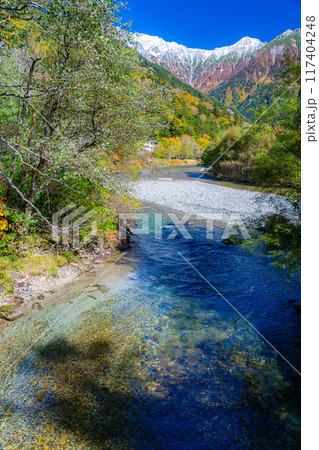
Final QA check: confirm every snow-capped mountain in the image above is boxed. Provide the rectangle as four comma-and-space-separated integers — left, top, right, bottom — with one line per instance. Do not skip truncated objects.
133, 32, 264, 88
132, 29, 301, 94
134, 33, 264, 62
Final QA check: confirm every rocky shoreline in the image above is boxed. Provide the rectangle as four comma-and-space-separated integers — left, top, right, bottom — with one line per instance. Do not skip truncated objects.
0, 248, 116, 323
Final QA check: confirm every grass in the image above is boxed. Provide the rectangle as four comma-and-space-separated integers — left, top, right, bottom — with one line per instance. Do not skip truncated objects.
0, 251, 70, 293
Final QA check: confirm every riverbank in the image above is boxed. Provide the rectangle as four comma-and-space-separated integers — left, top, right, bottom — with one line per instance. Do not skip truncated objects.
0, 245, 117, 322
137, 157, 199, 170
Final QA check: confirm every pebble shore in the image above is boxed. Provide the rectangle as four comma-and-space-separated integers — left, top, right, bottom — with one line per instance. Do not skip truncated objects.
133, 179, 293, 221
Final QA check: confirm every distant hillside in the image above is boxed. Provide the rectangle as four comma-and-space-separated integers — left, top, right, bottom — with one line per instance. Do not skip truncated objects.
141, 57, 219, 103
209, 30, 301, 119
139, 56, 237, 140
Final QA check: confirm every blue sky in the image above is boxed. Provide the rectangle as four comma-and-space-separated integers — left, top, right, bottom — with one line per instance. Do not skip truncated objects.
120, 0, 301, 49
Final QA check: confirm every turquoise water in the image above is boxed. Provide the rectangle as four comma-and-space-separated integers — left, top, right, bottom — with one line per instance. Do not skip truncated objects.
0, 207, 300, 448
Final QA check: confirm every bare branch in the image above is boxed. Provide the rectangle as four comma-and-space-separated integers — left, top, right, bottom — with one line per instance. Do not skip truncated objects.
0, 170, 53, 230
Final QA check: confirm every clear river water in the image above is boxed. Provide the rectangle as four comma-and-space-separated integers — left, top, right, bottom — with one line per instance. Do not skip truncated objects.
0, 167, 301, 449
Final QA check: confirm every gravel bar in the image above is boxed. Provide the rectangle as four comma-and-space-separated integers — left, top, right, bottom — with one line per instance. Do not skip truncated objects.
133, 180, 294, 221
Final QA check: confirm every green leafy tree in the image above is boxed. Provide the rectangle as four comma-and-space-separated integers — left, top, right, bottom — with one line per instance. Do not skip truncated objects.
0, 0, 168, 245
245, 57, 301, 277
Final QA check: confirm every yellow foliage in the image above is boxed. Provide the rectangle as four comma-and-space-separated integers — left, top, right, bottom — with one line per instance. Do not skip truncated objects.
225, 87, 233, 106
0, 219, 7, 232
182, 92, 199, 106
197, 137, 211, 148
27, 27, 51, 58
7, 17, 26, 30
236, 87, 249, 102
216, 117, 232, 127
0, 11, 27, 46
0, 199, 8, 237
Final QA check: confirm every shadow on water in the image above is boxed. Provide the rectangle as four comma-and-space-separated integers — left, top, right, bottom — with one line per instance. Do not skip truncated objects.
32, 337, 154, 448
2, 331, 300, 449
0, 296, 159, 448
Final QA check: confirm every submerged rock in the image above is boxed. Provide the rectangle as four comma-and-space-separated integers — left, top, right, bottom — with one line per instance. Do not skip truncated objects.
9, 296, 24, 307
32, 302, 43, 310
222, 238, 243, 245
93, 284, 108, 293
4, 308, 24, 321
86, 286, 99, 293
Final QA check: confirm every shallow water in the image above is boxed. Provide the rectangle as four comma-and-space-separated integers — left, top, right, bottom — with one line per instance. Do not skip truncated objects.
140, 164, 263, 191
0, 202, 300, 448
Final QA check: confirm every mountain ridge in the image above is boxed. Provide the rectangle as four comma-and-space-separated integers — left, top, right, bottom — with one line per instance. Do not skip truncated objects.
133, 32, 267, 87
134, 33, 265, 61
132, 29, 301, 118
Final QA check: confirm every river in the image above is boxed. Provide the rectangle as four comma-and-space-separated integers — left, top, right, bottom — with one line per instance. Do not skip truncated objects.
0, 166, 301, 448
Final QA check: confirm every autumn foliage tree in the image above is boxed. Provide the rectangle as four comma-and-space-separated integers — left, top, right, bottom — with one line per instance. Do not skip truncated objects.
0, 0, 168, 244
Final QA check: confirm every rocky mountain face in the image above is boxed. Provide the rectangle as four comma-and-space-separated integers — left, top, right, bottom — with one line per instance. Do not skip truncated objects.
210, 30, 301, 117
133, 33, 265, 91
133, 29, 301, 118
